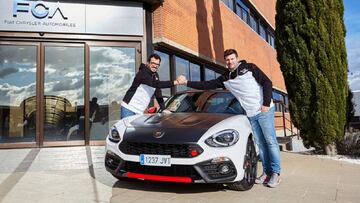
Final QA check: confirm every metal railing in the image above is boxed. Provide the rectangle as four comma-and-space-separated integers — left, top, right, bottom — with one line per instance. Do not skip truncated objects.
273, 100, 299, 138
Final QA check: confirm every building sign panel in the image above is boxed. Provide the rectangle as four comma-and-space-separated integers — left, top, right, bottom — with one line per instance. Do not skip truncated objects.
86, 2, 143, 36
0, 0, 144, 35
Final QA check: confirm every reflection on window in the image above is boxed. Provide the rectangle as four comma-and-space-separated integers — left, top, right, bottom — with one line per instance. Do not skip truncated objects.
189, 63, 201, 91
0, 45, 37, 143
250, 13, 258, 33
205, 68, 223, 89
236, 0, 249, 24
155, 51, 171, 97
268, 33, 275, 47
190, 63, 201, 81
241, 8, 249, 24
221, 0, 234, 11
284, 96, 289, 112
89, 47, 136, 140
272, 90, 287, 112
259, 23, 267, 40
155, 50, 224, 94
236, 4, 242, 16
175, 57, 190, 92
205, 68, 216, 80
44, 46, 84, 141
272, 91, 282, 101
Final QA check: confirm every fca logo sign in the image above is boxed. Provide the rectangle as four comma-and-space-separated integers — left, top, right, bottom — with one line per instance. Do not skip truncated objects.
13, 0, 68, 19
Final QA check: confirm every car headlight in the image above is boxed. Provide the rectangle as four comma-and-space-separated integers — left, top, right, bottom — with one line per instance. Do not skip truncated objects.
109, 126, 121, 142
205, 129, 239, 147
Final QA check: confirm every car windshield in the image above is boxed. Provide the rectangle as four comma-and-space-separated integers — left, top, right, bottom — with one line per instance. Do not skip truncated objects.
164, 91, 246, 115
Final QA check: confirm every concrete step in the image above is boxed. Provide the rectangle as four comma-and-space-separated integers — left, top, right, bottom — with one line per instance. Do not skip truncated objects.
277, 136, 293, 151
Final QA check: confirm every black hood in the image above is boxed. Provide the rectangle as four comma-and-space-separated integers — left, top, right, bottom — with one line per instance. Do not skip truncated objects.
123, 113, 232, 144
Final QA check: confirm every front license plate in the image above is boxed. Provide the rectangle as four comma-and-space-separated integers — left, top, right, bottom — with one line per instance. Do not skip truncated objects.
139, 154, 171, 167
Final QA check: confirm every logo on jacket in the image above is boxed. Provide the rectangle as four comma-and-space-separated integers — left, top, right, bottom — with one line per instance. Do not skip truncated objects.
153, 131, 165, 138
239, 68, 248, 74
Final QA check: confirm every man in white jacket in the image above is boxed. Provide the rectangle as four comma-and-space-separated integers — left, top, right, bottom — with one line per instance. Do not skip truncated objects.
182, 49, 281, 188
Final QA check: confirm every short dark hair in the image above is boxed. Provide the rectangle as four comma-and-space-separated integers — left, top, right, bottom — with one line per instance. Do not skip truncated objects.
224, 49, 238, 59
148, 53, 161, 62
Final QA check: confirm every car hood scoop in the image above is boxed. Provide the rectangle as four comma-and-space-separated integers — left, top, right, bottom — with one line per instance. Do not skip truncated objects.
123, 113, 232, 144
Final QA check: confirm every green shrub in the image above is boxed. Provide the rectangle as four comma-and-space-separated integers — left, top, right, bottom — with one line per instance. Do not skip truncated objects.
336, 131, 360, 157
275, 0, 348, 152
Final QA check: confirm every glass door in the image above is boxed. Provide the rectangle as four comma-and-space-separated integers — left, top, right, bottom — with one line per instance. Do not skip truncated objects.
0, 43, 38, 145
88, 42, 139, 142
0, 40, 141, 148
42, 43, 85, 144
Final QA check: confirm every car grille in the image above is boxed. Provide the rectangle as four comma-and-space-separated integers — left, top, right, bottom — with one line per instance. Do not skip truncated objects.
124, 161, 202, 180
119, 142, 203, 158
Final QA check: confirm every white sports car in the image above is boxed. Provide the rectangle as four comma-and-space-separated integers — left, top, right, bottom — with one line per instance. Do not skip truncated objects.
105, 90, 258, 191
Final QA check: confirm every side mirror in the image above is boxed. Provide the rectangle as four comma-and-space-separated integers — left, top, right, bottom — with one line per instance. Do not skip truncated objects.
147, 107, 157, 114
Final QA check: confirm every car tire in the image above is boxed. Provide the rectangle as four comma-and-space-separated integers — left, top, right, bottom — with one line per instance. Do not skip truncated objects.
227, 137, 257, 191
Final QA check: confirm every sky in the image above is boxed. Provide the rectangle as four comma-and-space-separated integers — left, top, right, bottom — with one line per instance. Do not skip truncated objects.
0, 46, 135, 106
344, 0, 360, 92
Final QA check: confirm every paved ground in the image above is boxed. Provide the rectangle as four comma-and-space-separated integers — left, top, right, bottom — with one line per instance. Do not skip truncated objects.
0, 146, 359, 203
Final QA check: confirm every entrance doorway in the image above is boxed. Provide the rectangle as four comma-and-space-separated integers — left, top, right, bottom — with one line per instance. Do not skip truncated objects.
0, 41, 140, 148
42, 43, 85, 144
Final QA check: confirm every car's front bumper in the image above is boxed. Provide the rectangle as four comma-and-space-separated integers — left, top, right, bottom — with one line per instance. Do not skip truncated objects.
105, 149, 238, 183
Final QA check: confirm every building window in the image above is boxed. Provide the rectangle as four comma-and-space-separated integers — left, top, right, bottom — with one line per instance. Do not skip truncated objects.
175, 57, 203, 92
221, 0, 235, 11
189, 63, 201, 91
205, 66, 224, 80
272, 91, 282, 100
155, 51, 171, 97
235, 0, 249, 24
242, 8, 250, 25
205, 67, 216, 80
240, 0, 250, 24
222, 0, 276, 48
267, 31, 275, 48
249, 13, 258, 33
284, 95, 289, 112
190, 63, 201, 81
156, 50, 223, 93
272, 90, 282, 112
272, 90, 289, 112
235, 4, 242, 17
175, 57, 190, 92
259, 22, 267, 41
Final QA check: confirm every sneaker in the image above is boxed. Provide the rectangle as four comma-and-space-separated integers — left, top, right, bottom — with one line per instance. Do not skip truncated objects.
255, 173, 270, 184
267, 173, 281, 188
